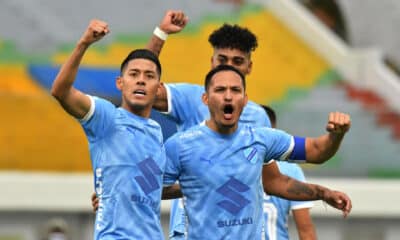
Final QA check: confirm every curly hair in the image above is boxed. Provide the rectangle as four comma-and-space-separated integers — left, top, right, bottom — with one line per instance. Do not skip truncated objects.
208, 23, 258, 53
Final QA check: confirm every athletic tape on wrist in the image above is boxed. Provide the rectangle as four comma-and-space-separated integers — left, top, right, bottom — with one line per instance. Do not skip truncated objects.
153, 26, 168, 41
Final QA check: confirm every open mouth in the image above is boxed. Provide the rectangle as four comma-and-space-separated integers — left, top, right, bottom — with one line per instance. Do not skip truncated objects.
223, 104, 234, 120
133, 89, 146, 96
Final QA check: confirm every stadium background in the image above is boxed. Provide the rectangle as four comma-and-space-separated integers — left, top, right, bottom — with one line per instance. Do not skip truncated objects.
0, 0, 399, 239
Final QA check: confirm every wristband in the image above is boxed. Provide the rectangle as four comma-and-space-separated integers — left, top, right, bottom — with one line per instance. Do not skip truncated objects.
153, 26, 168, 41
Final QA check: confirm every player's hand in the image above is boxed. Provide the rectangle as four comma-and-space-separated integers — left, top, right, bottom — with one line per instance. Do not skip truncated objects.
159, 10, 188, 34
79, 19, 110, 46
322, 190, 352, 218
91, 192, 99, 212
326, 112, 351, 135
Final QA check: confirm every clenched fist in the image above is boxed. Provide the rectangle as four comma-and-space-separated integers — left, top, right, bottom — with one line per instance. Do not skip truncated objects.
326, 112, 351, 135
159, 10, 189, 34
79, 19, 110, 46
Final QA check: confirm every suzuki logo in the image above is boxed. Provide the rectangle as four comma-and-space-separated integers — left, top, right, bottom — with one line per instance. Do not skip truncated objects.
135, 157, 162, 195
216, 177, 250, 215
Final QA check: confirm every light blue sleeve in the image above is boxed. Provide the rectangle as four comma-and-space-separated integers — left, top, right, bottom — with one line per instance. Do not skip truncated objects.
260, 128, 294, 162
80, 96, 116, 142
165, 83, 204, 124
169, 198, 186, 239
163, 135, 181, 185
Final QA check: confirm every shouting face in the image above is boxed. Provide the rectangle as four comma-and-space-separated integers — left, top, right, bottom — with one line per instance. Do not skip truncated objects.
202, 69, 248, 134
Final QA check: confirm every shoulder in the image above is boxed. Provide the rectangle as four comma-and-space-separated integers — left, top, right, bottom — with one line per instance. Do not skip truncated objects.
147, 118, 162, 129
240, 101, 271, 127
81, 95, 116, 123
166, 83, 204, 94
248, 125, 276, 135
176, 125, 204, 140
165, 126, 203, 153
244, 101, 266, 113
92, 96, 115, 107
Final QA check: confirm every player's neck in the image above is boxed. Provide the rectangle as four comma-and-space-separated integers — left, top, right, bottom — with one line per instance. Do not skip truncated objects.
121, 102, 151, 118
205, 119, 238, 135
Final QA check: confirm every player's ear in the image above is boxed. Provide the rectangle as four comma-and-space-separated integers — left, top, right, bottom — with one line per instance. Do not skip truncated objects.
116, 76, 123, 90
202, 92, 208, 106
244, 93, 248, 106
247, 60, 253, 75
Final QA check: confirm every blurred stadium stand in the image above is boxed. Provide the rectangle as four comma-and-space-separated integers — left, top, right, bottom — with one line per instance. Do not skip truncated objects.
0, 0, 399, 239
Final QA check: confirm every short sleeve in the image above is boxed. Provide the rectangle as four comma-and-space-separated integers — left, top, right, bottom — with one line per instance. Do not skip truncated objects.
164, 83, 204, 125
80, 96, 116, 142
260, 128, 294, 163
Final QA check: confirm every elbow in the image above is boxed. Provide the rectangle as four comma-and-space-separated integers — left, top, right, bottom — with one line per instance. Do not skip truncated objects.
306, 157, 328, 165
308, 158, 324, 164
50, 88, 59, 99
50, 84, 61, 99
51, 84, 66, 101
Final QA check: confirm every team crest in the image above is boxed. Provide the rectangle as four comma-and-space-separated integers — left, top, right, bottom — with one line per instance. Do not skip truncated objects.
243, 147, 258, 164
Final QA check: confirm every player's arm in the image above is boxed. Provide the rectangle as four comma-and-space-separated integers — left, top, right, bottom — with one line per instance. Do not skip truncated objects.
262, 162, 352, 218
300, 112, 351, 164
146, 10, 188, 56
162, 184, 183, 200
153, 83, 169, 112
148, 11, 188, 111
51, 19, 109, 119
292, 208, 317, 240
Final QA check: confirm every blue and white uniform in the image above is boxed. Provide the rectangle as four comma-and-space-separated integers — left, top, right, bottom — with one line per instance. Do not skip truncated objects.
81, 96, 166, 240
164, 83, 271, 239
164, 124, 295, 240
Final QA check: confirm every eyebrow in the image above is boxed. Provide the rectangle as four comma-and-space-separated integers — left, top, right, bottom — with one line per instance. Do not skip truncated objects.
127, 69, 156, 74
217, 54, 245, 60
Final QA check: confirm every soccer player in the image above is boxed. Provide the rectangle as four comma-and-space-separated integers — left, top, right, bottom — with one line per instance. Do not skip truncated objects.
162, 65, 351, 239
261, 105, 316, 240
149, 12, 272, 132
51, 20, 167, 239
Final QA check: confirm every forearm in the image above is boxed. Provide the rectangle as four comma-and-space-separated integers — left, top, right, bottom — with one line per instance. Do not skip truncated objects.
146, 35, 165, 57
265, 174, 327, 201
51, 41, 92, 118
152, 83, 169, 112
298, 226, 317, 240
51, 42, 89, 99
306, 132, 345, 164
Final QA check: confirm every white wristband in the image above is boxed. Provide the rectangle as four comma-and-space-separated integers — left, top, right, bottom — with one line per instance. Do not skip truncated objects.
153, 26, 168, 41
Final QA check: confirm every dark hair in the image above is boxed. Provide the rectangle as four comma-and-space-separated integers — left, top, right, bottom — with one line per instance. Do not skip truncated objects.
260, 104, 276, 127
205, 65, 246, 91
208, 23, 258, 53
120, 49, 161, 77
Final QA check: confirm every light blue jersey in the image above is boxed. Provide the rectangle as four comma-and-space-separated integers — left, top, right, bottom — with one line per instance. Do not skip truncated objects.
165, 83, 272, 239
81, 96, 166, 240
164, 124, 294, 240
263, 162, 314, 240
164, 83, 271, 131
